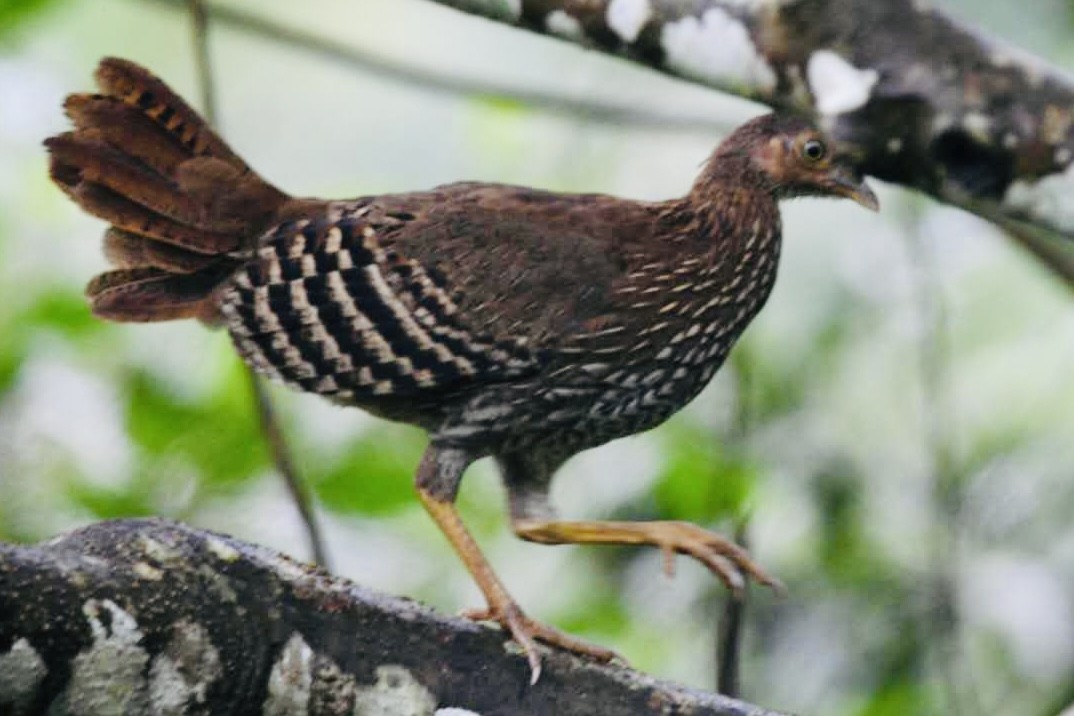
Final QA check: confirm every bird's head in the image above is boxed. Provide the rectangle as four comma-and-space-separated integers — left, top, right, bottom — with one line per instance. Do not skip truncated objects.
699, 113, 879, 212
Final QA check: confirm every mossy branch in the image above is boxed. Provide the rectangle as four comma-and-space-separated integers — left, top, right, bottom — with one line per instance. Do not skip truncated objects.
0, 519, 788, 715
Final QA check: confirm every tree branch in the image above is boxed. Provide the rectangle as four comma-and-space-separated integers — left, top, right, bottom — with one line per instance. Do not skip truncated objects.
424, 0, 1074, 246
141, 0, 730, 135
0, 519, 789, 715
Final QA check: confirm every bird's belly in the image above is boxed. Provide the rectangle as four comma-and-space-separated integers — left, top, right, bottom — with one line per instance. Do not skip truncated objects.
577, 351, 729, 438
438, 334, 733, 455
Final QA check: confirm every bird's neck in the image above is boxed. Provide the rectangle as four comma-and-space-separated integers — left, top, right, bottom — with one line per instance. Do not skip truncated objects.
653, 157, 784, 299
690, 148, 775, 199
674, 150, 780, 249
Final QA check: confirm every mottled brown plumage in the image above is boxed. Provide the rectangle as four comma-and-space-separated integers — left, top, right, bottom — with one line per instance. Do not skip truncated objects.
46, 58, 878, 681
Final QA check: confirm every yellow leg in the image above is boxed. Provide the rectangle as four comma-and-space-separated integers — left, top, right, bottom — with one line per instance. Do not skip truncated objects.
512, 518, 784, 597
417, 488, 618, 683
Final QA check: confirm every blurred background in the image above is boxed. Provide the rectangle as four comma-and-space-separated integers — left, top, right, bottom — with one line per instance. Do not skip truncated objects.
2, 0, 1073, 713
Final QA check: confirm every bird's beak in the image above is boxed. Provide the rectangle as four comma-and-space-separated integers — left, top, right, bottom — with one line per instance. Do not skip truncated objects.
829, 166, 880, 212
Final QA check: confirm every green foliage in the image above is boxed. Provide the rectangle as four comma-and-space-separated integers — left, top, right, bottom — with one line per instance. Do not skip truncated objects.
0, 0, 64, 41
811, 464, 887, 584
0, 324, 27, 395
23, 290, 104, 339
311, 426, 425, 516
0, 288, 104, 393
855, 682, 932, 716
652, 422, 757, 524
556, 579, 631, 636
123, 359, 268, 490
65, 475, 157, 520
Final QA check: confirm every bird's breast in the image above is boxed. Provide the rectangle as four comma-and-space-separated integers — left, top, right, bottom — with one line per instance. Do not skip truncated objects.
534, 222, 784, 437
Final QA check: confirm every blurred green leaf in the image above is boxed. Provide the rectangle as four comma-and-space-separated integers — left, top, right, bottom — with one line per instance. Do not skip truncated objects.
0, 290, 99, 393
66, 481, 155, 520
0, 333, 27, 394
0, 0, 64, 40
856, 682, 932, 716
23, 289, 103, 339
124, 359, 268, 489
475, 95, 527, 114
312, 427, 425, 516
652, 422, 757, 523
811, 463, 887, 584
556, 583, 630, 637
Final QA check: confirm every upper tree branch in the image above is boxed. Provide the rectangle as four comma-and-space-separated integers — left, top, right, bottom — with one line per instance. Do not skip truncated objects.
425, 0, 1074, 246
143, 0, 730, 135
0, 519, 788, 715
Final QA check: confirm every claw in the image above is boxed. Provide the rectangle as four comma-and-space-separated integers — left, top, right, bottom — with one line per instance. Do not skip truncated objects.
461, 601, 619, 684
654, 522, 782, 598
661, 544, 677, 578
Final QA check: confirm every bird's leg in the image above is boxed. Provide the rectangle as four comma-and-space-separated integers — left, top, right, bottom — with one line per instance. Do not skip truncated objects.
415, 446, 617, 683
499, 455, 782, 598
510, 517, 784, 598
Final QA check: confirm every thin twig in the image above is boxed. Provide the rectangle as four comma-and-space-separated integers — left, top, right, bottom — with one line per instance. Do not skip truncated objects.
186, 0, 217, 126
998, 218, 1074, 295
714, 346, 757, 695
185, 0, 330, 568
144, 0, 728, 135
247, 373, 330, 568
716, 521, 750, 697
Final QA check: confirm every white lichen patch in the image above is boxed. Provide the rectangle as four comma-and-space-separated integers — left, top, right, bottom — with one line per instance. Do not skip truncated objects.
206, 535, 240, 562
65, 599, 150, 715
139, 535, 180, 563
353, 665, 436, 716
720, 0, 803, 6
148, 620, 222, 714
264, 633, 315, 715
545, 10, 584, 40
1004, 162, 1074, 233
133, 561, 164, 581
266, 552, 315, 584
607, 0, 651, 43
661, 8, 777, 93
435, 709, 483, 716
0, 638, 47, 712
807, 50, 879, 115
961, 111, 992, 143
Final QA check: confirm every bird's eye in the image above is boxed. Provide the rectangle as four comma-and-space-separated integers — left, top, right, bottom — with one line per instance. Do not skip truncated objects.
802, 139, 827, 162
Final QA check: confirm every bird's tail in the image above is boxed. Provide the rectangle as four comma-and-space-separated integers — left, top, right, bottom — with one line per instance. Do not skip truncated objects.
45, 58, 291, 322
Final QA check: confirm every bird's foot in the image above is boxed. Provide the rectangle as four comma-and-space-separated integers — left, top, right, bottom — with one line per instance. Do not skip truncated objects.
461, 602, 619, 684
651, 522, 784, 598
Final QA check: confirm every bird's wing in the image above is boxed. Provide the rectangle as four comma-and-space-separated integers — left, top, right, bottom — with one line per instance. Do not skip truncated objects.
218, 183, 657, 401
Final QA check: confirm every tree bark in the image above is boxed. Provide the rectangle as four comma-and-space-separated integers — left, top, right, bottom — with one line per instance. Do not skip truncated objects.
424, 0, 1074, 250
0, 518, 788, 716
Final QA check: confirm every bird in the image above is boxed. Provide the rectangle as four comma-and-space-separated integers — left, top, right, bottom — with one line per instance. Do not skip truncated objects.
46, 58, 878, 682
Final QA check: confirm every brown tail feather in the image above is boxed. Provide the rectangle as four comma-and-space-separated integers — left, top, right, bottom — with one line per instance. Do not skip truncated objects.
46, 132, 214, 230
64, 94, 192, 177
94, 57, 248, 170
87, 266, 235, 322
46, 58, 295, 322
49, 176, 239, 254
103, 229, 221, 274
